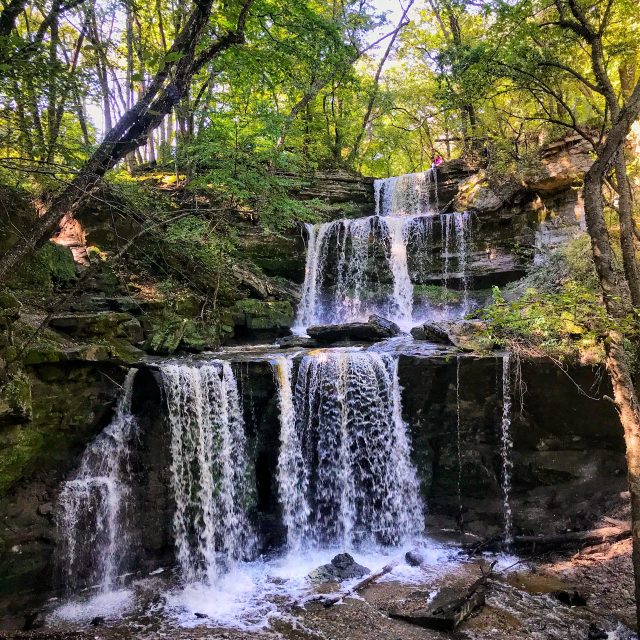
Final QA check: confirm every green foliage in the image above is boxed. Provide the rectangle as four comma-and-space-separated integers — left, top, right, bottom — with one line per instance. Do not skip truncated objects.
183, 124, 320, 230
480, 235, 635, 360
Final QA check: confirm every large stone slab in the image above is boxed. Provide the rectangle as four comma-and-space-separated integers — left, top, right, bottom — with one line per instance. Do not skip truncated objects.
308, 315, 401, 344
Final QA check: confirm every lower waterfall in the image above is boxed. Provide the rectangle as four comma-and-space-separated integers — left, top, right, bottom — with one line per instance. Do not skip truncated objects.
500, 353, 514, 546
56, 369, 138, 594
160, 361, 256, 585
274, 350, 424, 549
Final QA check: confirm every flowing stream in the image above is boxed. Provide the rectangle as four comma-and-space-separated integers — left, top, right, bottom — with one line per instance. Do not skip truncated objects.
500, 353, 514, 546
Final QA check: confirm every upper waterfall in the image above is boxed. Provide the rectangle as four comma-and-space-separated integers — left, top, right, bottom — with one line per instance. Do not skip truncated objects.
293, 164, 473, 333
374, 169, 437, 217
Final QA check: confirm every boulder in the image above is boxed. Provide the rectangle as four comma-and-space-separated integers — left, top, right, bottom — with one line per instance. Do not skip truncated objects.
49, 312, 143, 343
308, 553, 370, 584
411, 320, 490, 352
410, 323, 452, 344
308, 315, 401, 344
276, 335, 318, 349
527, 134, 593, 193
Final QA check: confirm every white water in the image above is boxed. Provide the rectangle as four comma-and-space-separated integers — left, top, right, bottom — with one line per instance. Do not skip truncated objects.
160, 360, 256, 585
274, 356, 310, 552
374, 169, 436, 217
56, 369, 138, 594
274, 349, 423, 549
500, 353, 514, 545
163, 540, 456, 630
294, 211, 473, 332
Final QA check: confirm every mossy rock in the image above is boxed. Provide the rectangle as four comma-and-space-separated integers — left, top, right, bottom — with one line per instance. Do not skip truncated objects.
0, 290, 21, 330
10, 242, 75, 290
48, 312, 143, 342
0, 370, 32, 424
0, 365, 122, 495
181, 320, 220, 352
232, 299, 293, 331
144, 317, 189, 355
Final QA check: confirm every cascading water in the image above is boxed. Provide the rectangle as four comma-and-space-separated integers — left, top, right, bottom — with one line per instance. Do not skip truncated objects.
455, 356, 463, 530
294, 166, 474, 332
441, 212, 472, 315
274, 356, 310, 552
160, 361, 256, 585
374, 169, 436, 217
500, 353, 514, 546
56, 369, 138, 594
274, 350, 423, 549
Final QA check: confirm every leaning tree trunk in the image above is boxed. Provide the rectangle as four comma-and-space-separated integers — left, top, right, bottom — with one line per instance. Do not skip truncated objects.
582, 81, 640, 624
0, 0, 254, 281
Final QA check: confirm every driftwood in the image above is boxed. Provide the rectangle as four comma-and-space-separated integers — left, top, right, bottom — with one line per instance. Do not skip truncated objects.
469, 523, 631, 554
388, 575, 488, 631
301, 559, 400, 608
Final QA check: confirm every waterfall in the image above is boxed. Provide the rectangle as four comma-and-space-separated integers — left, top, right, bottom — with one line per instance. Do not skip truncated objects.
440, 212, 472, 315
160, 361, 256, 585
274, 356, 310, 552
294, 192, 474, 332
455, 357, 463, 530
374, 169, 436, 217
57, 369, 138, 594
274, 350, 423, 549
500, 353, 514, 546
294, 215, 427, 330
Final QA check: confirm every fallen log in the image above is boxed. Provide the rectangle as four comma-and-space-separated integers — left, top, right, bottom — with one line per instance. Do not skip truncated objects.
388, 576, 487, 631
300, 559, 400, 608
467, 524, 630, 554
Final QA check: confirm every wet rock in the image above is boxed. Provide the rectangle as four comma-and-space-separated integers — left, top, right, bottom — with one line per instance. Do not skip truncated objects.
90, 616, 105, 626
410, 320, 490, 352
588, 623, 608, 639
23, 610, 45, 630
276, 335, 318, 348
308, 553, 370, 583
308, 315, 400, 344
405, 550, 426, 567
368, 314, 401, 335
410, 323, 452, 344
551, 589, 587, 607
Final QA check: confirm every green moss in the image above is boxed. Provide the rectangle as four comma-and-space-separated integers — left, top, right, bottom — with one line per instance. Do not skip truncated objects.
10, 242, 75, 290
0, 370, 32, 423
0, 366, 122, 495
232, 299, 293, 330
413, 284, 462, 304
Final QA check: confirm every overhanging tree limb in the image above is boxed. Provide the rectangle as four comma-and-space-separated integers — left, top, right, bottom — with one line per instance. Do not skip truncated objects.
0, 0, 255, 281
346, 0, 414, 166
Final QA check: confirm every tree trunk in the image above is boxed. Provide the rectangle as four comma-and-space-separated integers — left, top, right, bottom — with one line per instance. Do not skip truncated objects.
614, 150, 640, 307
581, 79, 640, 627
